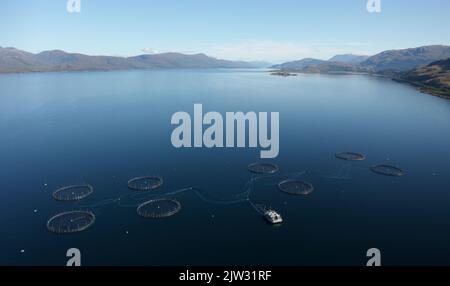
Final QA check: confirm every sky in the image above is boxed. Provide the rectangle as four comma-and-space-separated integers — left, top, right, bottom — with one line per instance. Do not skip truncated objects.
0, 0, 449, 63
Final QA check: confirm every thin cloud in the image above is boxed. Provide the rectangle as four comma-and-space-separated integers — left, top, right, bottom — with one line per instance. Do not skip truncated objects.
141, 48, 160, 54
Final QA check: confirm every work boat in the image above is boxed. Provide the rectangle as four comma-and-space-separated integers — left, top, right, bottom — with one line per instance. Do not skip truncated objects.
264, 209, 283, 224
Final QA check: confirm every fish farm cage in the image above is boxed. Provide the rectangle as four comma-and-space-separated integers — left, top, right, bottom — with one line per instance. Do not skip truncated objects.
335, 152, 366, 161
127, 176, 164, 191
247, 162, 279, 175
137, 199, 181, 218
52, 184, 94, 201
278, 179, 314, 196
370, 165, 405, 177
47, 210, 96, 234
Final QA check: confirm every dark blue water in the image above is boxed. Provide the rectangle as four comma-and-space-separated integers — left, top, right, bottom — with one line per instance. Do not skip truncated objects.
1, 69, 450, 266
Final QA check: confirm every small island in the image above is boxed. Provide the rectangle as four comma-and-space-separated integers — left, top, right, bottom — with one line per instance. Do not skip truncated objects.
270, 71, 298, 77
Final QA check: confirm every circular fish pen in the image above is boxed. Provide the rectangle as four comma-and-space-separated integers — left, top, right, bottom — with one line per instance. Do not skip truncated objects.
247, 163, 279, 175
335, 152, 366, 161
370, 165, 405, 177
278, 179, 314, 196
137, 199, 181, 218
47, 210, 96, 234
52, 185, 94, 201
127, 176, 163, 191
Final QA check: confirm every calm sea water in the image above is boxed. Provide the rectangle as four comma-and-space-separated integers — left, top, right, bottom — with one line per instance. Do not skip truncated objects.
1, 69, 450, 266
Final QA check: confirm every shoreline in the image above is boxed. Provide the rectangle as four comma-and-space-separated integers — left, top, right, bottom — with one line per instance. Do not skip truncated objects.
392, 77, 450, 99
270, 69, 450, 99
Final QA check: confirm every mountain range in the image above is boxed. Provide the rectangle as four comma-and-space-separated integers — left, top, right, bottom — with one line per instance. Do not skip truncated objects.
1, 45, 450, 97
0, 47, 266, 73
271, 45, 450, 97
271, 54, 370, 70
273, 45, 450, 74
271, 58, 326, 70
328, 54, 370, 63
360, 45, 450, 72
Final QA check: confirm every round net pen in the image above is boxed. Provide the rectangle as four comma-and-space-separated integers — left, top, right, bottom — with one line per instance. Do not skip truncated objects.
335, 152, 366, 161
137, 199, 181, 218
127, 176, 163, 191
47, 210, 96, 234
278, 179, 314, 196
52, 185, 94, 201
247, 163, 279, 175
370, 165, 405, 177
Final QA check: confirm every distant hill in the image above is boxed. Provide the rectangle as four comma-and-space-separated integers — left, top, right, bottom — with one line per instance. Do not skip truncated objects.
360, 45, 450, 72
271, 58, 326, 70
395, 58, 450, 98
0, 47, 52, 72
0, 47, 262, 73
328, 54, 369, 63
272, 54, 369, 70
270, 45, 450, 98
273, 45, 450, 75
300, 62, 366, 74
272, 60, 368, 74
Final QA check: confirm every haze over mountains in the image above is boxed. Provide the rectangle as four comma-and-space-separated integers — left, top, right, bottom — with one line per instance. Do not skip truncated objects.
0, 47, 266, 73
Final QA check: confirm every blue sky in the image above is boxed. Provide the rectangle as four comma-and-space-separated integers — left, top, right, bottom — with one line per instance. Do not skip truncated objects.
1, 0, 449, 62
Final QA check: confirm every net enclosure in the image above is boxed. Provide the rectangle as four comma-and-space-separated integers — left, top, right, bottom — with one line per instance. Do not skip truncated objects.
247, 163, 279, 174
47, 210, 96, 234
128, 176, 163, 191
52, 185, 94, 201
137, 199, 181, 218
335, 152, 366, 161
278, 179, 314, 196
370, 165, 405, 177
